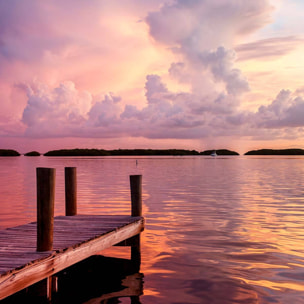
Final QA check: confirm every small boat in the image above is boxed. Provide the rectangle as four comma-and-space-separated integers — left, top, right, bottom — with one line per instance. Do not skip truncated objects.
211, 150, 217, 157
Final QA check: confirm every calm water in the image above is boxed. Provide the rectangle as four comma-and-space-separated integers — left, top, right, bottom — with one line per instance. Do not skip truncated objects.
1, 155, 304, 303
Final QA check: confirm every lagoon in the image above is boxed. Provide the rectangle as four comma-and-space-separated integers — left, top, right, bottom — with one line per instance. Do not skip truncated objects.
0, 155, 304, 303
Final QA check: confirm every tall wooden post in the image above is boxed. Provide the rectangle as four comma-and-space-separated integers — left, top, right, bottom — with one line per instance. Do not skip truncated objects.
130, 175, 142, 217
37, 168, 55, 252
130, 175, 142, 271
65, 167, 77, 216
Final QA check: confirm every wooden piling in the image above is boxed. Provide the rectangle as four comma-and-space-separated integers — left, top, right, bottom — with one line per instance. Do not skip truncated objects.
129, 175, 142, 271
65, 167, 77, 216
0, 170, 145, 301
36, 168, 56, 252
130, 175, 142, 217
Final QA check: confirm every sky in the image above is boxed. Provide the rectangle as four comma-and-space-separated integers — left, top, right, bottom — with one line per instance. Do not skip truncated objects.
0, 0, 304, 154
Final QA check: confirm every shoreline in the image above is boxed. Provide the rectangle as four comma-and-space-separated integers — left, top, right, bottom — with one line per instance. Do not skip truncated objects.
2, 148, 304, 157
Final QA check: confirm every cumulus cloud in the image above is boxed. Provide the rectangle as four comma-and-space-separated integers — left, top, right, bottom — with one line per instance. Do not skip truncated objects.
254, 89, 304, 128
198, 47, 249, 95
222, 87, 304, 141
146, 0, 273, 51
18, 0, 300, 141
2, 0, 304, 146
87, 93, 122, 127
0, 0, 168, 133
131, 75, 205, 130
20, 77, 209, 139
22, 81, 92, 136
145, 0, 265, 115
19, 76, 304, 142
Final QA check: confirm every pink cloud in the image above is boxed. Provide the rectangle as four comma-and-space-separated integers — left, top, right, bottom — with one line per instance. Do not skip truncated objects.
146, 0, 273, 50
21, 75, 304, 142
22, 81, 91, 136
0, 0, 304, 151
255, 89, 304, 128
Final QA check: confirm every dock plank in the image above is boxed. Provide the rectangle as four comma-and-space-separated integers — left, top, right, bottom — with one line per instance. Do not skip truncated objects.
0, 214, 144, 300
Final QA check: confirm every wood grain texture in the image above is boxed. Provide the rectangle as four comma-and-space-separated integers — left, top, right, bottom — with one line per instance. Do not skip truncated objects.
0, 215, 144, 300
65, 167, 77, 216
36, 168, 56, 251
130, 175, 142, 217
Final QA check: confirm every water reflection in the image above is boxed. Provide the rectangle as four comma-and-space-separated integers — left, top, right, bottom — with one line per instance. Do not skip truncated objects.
1, 255, 143, 304
55, 255, 143, 304
1, 156, 304, 303
138, 156, 304, 303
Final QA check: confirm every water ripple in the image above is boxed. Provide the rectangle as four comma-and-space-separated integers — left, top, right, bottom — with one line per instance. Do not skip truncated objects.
1, 156, 304, 303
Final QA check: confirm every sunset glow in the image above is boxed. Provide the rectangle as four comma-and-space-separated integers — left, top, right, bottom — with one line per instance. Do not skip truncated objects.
1, 0, 303, 154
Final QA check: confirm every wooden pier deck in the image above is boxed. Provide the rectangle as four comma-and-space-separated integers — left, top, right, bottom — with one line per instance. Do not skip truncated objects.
0, 168, 144, 301
0, 214, 144, 300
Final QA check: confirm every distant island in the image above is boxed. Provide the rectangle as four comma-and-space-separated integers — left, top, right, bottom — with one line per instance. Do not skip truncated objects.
0, 149, 20, 156
200, 149, 239, 156
44, 148, 239, 156
24, 151, 41, 156
245, 149, 304, 155
0, 148, 243, 157
44, 148, 199, 156
6, 148, 304, 157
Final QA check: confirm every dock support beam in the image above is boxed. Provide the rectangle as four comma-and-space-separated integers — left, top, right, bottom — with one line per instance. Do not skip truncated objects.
65, 167, 77, 216
37, 168, 55, 252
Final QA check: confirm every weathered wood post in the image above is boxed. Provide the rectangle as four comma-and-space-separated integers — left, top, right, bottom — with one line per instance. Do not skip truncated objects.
130, 175, 142, 217
130, 175, 142, 271
65, 167, 77, 216
37, 168, 56, 252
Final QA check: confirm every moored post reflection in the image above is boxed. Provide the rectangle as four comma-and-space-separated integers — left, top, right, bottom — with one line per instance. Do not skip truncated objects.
36, 167, 55, 252
65, 167, 77, 216
131, 234, 141, 272
131, 295, 141, 304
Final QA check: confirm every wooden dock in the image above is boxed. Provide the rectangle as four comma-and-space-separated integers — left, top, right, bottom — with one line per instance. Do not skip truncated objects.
0, 169, 144, 301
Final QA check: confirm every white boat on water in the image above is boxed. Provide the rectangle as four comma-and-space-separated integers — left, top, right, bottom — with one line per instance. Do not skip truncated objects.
211, 151, 217, 157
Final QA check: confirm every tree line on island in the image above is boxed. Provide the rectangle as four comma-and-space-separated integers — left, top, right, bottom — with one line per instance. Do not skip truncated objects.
244, 149, 304, 155
1, 148, 304, 157
43, 148, 240, 156
0, 148, 238, 156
